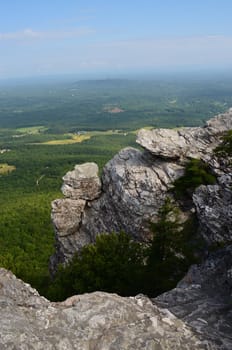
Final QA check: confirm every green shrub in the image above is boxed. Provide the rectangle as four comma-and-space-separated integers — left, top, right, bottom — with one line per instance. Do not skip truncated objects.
172, 158, 216, 199
47, 231, 146, 301
214, 130, 232, 157
144, 198, 198, 295
46, 199, 199, 301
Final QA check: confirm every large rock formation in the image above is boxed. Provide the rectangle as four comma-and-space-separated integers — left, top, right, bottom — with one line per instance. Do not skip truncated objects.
47, 109, 232, 349
155, 245, 232, 350
0, 268, 217, 349
2, 110, 232, 349
51, 162, 101, 267
51, 109, 232, 270
152, 163, 232, 350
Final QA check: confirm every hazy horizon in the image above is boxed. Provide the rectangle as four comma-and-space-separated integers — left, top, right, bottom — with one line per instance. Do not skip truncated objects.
1, 67, 232, 86
1, 0, 232, 80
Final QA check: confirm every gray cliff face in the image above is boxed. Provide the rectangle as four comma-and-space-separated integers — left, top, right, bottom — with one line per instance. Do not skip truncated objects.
155, 245, 232, 350
193, 174, 232, 245
0, 268, 217, 350
51, 148, 185, 269
80, 148, 184, 242
154, 168, 232, 350
47, 109, 232, 349
51, 109, 232, 270
3, 110, 232, 349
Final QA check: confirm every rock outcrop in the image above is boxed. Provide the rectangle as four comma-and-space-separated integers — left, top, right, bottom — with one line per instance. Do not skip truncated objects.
2, 110, 232, 349
137, 108, 232, 167
51, 163, 101, 268
153, 166, 232, 349
61, 162, 101, 200
51, 109, 232, 270
193, 174, 232, 245
0, 268, 217, 350
155, 245, 232, 350
47, 109, 232, 349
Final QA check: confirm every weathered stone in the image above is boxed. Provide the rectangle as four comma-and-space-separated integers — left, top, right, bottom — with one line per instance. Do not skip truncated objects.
136, 108, 232, 164
51, 109, 232, 270
137, 127, 204, 160
155, 245, 232, 350
51, 163, 101, 268
62, 162, 101, 200
46, 109, 232, 349
0, 268, 217, 350
206, 108, 232, 132
80, 148, 184, 242
50, 198, 91, 268
51, 147, 185, 268
51, 198, 86, 237
193, 174, 232, 245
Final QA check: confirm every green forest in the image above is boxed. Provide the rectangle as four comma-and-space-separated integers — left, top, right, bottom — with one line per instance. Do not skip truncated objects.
0, 76, 232, 298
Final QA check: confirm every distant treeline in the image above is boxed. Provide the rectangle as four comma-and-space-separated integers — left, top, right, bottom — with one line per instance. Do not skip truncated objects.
1, 78, 232, 131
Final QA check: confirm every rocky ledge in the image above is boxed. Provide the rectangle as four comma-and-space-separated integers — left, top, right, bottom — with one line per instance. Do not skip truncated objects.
155, 244, 232, 350
0, 268, 217, 350
51, 109, 232, 270
2, 110, 232, 349
47, 109, 232, 349
137, 108, 232, 163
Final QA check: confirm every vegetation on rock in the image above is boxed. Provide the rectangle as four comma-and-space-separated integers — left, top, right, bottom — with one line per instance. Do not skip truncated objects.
214, 130, 232, 157
172, 158, 216, 199
145, 198, 199, 295
47, 199, 198, 301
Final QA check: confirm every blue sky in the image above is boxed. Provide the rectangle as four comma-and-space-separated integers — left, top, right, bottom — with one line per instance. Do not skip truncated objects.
1, 0, 232, 79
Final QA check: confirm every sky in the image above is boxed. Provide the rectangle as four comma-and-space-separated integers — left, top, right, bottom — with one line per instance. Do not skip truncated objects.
1, 0, 232, 79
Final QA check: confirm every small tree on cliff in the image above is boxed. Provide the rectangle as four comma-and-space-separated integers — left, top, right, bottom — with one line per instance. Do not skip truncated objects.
145, 198, 197, 295
47, 199, 198, 301
47, 231, 146, 301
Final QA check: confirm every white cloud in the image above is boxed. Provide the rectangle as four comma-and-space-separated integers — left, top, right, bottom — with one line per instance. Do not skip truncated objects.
0, 27, 95, 41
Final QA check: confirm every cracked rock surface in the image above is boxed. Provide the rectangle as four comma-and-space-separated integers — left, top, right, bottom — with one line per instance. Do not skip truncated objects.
155, 245, 232, 350
137, 108, 232, 165
193, 174, 232, 245
0, 268, 217, 350
51, 109, 232, 270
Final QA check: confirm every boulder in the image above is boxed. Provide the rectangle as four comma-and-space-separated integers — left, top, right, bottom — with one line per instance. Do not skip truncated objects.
62, 162, 101, 200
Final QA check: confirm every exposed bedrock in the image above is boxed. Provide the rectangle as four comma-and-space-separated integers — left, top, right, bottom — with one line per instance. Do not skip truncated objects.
0, 268, 217, 350
50, 148, 184, 270
137, 108, 232, 167
155, 245, 232, 350
51, 109, 232, 271
4, 110, 231, 349
193, 174, 232, 245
